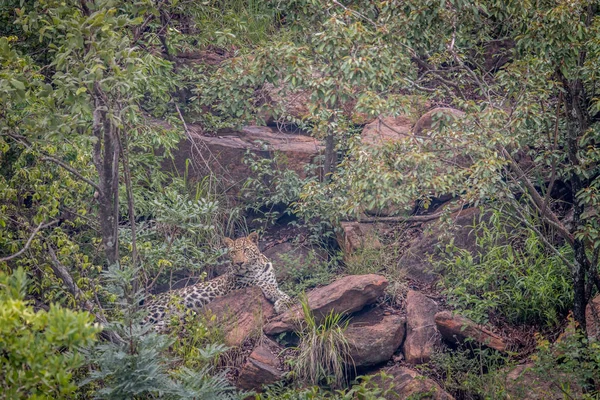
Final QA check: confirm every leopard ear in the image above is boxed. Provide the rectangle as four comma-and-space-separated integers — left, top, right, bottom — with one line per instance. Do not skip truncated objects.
247, 231, 259, 245
223, 237, 234, 248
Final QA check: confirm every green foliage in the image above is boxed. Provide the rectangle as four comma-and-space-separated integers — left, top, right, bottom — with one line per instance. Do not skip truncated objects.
292, 295, 351, 390
532, 326, 600, 397
426, 345, 510, 400
278, 249, 339, 298
256, 372, 395, 399
0, 268, 99, 399
81, 264, 244, 400
438, 211, 573, 327
241, 149, 310, 227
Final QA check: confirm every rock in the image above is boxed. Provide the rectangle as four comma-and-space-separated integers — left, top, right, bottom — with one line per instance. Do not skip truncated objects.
434, 311, 507, 352
170, 125, 322, 197
338, 222, 383, 254
361, 115, 413, 146
367, 365, 455, 400
413, 107, 465, 135
264, 274, 388, 335
237, 339, 284, 391
345, 308, 405, 368
261, 231, 328, 282
398, 207, 483, 283
262, 84, 371, 125
403, 291, 441, 364
504, 363, 582, 399
586, 294, 600, 340
203, 286, 275, 347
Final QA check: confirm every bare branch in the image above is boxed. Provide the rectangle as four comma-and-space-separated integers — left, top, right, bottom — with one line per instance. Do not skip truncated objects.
351, 204, 465, 224
0, 220, 59, 262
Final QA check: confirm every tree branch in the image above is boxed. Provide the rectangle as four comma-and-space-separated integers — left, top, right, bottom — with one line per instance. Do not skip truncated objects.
41, 156, 102, 192
351, 203, 465, 223
0, 220, 59, 262
46, 241, 124, 343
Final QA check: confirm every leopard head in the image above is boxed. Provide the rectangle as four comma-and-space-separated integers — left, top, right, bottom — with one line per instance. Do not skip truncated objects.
223, 232, 262, 275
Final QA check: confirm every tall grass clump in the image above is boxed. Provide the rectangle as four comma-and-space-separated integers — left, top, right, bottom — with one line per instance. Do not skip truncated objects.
293, 296, 352, 390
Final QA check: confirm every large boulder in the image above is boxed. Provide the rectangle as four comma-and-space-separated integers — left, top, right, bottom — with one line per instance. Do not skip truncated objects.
170, 125, 322, 196
237, 339, 285, 391
361, 115, 413, 146
203, 286, 275, 347
263, 274, 388, 335
398, 207, 482, 283
403, 291, 442, 364
413, 107, 465, 135
434, 311, 507, 352
345, 308, 405, 368
367, 365, 455, 400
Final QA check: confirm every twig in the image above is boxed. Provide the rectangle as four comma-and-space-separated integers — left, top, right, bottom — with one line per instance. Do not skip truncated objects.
0, 220, 59, 262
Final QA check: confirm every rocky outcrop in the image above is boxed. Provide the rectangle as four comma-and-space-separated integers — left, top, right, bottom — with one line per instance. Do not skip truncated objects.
361, 115, 413, 146
345, 308, 405, 368
434, 311, 507, 352
504, 363, 582, 400
403, 291, 442, 364
368, 365, 455, 400
170, 125, 322, 196
263, 274, 388, 335
237, 339, 284, 390
203, 286, 275, 347
413, 107, 465, 135
338, 222, 382, 254
398, 207, 482, 283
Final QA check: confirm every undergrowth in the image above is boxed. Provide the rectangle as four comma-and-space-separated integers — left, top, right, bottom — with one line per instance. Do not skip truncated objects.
437, 210, 573, 327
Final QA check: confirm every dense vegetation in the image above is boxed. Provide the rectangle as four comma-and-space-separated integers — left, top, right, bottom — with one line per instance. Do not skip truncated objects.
1, 0, 600, 398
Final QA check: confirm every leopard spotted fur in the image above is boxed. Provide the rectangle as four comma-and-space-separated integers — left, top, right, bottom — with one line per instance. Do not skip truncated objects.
143, 232, 292, 330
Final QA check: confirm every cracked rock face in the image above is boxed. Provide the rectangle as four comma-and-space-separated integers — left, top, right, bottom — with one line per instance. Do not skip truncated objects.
403, 290, 442, 364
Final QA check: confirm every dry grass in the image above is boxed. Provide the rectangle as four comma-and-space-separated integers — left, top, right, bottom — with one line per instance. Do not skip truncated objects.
292, 295, 353, 389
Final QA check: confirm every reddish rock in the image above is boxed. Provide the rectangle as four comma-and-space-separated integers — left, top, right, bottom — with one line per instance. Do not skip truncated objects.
345, 308, 405, 368
338, 222, 383, 254
237, 340, 284, 390
170, 125, 322, 196
367, 365, 455, 400
361, 115, 413, 146
434, 311, 507, 352
413, 107, 465, 135
504, 363, 582, 399
403, 291, 442, 364
586, 294, 600, 340
203, 286, 275, 347
263, 274, 388, 335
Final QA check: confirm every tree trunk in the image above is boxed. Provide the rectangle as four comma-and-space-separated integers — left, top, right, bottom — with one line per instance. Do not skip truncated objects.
323, 134, 337, 181
93, 85, 120, 267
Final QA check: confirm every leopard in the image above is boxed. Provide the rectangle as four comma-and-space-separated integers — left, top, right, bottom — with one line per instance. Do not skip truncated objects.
143, 232, 293, 330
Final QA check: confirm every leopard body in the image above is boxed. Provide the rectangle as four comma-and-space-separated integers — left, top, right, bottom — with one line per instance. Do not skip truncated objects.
143, 232, 292, 330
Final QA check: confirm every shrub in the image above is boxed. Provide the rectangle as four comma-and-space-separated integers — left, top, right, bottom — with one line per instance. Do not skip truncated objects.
438, 211, 573, 327
0, 267, 99, 399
